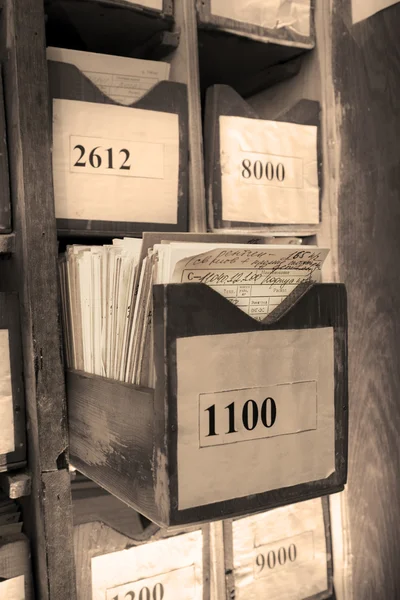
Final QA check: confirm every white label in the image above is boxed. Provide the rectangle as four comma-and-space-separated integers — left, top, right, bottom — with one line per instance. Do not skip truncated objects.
53, 100, 179, 224
232, 498, 328, 600
176, 328, 335, 510
253, 531, 314, 579
199, 381, 317, 447
219, 116, 318, 225
0, 575, 25, 599
0, 329, 14, 455
69, 136, 164, 179
106, 565, 196, 600
210, 0, 311, 37
91, 531, 203, 600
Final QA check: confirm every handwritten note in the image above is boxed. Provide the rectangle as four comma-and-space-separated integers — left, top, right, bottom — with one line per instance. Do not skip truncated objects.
176, 327, 335, 510
219, 115, 319, 225
0, 329, 14, 455
232, 499, 328, 600
172, 246, 329, 321
47, 47, 169, 105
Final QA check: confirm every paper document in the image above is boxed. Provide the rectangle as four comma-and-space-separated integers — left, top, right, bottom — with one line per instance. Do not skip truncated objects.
171, 245, 329, 321
0, 575, 25, 600
352, 0, 399, 23
47, 47, 170, 105
0, 329, 14, 455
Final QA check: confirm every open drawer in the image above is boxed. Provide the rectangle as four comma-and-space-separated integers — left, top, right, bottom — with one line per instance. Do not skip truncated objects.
67, 282, 348, 527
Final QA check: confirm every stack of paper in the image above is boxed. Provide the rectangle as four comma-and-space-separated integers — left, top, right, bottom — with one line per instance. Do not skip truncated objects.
59, 237, 329, 388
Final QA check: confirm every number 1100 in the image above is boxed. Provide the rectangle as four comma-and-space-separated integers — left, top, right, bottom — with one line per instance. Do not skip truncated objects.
205, 397, 277, 438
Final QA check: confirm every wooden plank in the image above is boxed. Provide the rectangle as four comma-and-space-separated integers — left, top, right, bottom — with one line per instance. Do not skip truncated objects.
168, 0, 207, 232
1, 0, 76, 597
0, 67, 11, 234
332, 2, 400, 598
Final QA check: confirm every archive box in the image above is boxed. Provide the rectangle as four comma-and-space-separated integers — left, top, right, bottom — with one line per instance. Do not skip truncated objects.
0, 293, 26, 472
48, 57, 189, 236
196, 0, 315, 97
45, 0, 175, 58
224, 497, 333, 600
67, 282, 348, 527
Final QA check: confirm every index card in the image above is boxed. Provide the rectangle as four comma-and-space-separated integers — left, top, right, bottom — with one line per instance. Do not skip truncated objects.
0, 329, 14, 455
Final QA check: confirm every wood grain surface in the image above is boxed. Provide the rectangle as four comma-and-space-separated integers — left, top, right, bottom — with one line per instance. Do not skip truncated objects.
0, 534, 33, 599
332, 1, 400, 598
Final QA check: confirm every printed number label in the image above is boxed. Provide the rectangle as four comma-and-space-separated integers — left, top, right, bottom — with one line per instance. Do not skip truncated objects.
242, 159, 285, 182
238, 151, 304, 189
205, 397, 276, 437
254, 531, 315, 580
73, 144, 131, 170
69, 135, 164, 179
112, 583, 164, 600
199, 382, 317, 448
106, 565, 197, 600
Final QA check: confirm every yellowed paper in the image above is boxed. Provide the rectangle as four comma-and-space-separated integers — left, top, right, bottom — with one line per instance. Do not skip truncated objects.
52, 99, 179, 224
91, 531, 203, 600
352, 0, 399, 23
219, 115, 319, 224
176, 327, 335, 510
0, 329, 14, 455
211, 0, 311, 37
47, 47, 169, 105
172, 246, 329, 321
232, 498, 328, 600
126, 0, 163, 9
0, 575, 25, 599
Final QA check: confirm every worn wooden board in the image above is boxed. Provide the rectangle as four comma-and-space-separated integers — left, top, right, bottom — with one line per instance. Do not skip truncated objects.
0, 0, 76, 598
44, 0, 174, 58
0, 67, 11, 234
332, 1, 400, 598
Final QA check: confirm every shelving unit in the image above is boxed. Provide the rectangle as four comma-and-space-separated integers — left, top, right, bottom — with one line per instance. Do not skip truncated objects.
1, 0, 398, 598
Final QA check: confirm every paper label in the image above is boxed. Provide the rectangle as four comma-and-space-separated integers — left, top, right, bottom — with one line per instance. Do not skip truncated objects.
0, 575, 25, 599
91, 531, 203, 600
53, 100, 179, 224
232, 498, 328, 600
176, 328, 335, 510
210, 0, 311, 37
69, 136, 164, 179
199, 381, 317, 447
126, 0, 163, 9
0, 329, 14, 455
219, 116, 319, 225
106, 565, 196, 600
352, 0, 400, 23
